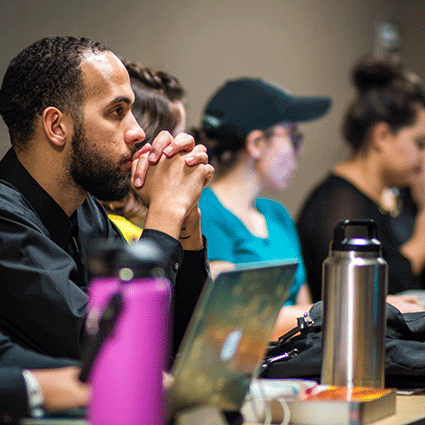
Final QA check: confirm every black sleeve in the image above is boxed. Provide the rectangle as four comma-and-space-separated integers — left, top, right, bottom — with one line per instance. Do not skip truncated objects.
172, 236, 210, 357
139, 229, 185, 284
0, 332, 78, 370
384, 188, 425, 293
0, 367, 29, 424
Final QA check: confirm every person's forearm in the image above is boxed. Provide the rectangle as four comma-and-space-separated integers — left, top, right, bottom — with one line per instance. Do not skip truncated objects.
295, 284, 312, 305
400, 208, 425, 275
143, 202, 186, 240
400, 237, 425, 275
179, 207, 203, 250
271, 304, 312, 341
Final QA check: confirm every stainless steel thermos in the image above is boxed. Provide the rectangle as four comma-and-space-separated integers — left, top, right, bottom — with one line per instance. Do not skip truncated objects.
321, 219, 388, 388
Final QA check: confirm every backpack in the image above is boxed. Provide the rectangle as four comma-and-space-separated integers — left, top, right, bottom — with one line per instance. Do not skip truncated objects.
260, 302, 425, 389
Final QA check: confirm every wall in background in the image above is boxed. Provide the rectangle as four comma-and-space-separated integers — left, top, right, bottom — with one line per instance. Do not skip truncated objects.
0, 0, 423, 216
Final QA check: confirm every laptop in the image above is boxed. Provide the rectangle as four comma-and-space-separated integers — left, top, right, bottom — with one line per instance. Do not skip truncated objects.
167, 260, 299, 419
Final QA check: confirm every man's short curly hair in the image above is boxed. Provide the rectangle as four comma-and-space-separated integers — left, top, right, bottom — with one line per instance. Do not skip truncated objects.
0, 36, 109, 151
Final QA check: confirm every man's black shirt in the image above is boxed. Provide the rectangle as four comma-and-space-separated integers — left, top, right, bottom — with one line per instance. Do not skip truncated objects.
0, 148, 208, 359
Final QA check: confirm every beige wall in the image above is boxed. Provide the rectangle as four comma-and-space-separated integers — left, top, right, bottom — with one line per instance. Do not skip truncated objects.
0, 0, 423, 216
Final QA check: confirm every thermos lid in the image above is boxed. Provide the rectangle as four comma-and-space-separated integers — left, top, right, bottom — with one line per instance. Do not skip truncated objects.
88, 238, 166, 279
331, 219, 382, 252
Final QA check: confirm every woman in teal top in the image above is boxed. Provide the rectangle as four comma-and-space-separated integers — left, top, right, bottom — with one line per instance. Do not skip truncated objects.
200, 187, 306, 306
192, 77, 331, 338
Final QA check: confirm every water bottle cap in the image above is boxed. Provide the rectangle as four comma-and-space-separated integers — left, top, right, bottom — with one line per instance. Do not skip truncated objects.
88, 238, 166, 279
331, 219, 382, 252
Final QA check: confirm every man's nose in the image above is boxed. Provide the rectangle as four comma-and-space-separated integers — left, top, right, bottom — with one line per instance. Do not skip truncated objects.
126, 114, 145, 146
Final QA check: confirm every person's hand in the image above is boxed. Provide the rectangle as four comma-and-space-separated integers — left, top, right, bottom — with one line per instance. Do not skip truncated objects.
31, 367, 89, 412
134, 145, 213, 208
133, 145, 214, 240
386, 294, 425, 313
132, 131, 209, 189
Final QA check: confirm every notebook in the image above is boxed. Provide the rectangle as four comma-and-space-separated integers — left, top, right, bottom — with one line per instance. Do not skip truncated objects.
166, 260, 299, 419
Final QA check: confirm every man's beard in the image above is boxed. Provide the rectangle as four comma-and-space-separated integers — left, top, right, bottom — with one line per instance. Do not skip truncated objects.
69, 120, 134, 202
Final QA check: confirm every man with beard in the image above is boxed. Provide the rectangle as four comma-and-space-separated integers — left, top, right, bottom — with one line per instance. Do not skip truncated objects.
0, 36, 214, 360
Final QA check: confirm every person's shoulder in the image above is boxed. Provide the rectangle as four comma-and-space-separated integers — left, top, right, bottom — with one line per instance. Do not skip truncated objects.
0, 179, 24, 203
256, 197, 293, 222
308, 173, 341, 193
257, 197, 288, 212
79, 194, 116, 235
302, 173, 357, 205
0, 179, 41, 222
81, 194, 107, 217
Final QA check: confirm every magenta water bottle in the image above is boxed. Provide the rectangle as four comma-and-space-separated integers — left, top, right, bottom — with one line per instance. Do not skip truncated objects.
84, 239, 172, 425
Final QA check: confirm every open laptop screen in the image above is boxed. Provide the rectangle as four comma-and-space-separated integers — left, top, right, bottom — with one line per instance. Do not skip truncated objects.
167, 260, 298, 417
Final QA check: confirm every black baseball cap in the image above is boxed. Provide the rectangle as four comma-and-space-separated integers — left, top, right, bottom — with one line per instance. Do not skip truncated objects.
202, 77, 331, 140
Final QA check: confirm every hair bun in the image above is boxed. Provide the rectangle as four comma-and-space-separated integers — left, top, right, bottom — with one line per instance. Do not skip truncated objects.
352, 56, 401, 92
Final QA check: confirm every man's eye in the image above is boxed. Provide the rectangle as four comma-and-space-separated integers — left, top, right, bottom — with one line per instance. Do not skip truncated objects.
112, 107, 125, 118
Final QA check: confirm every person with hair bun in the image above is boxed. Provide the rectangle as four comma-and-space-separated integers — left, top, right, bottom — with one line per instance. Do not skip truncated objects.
297, 56, 425, 311
101, 61, 187, 241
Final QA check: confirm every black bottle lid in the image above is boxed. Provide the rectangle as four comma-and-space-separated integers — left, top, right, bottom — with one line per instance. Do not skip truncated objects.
331, 219, 382, 253
88, 238, 166, 279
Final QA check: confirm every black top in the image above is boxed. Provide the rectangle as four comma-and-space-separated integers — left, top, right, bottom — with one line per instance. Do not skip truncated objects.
296, 174, 425, 303
0, 148, 209, 359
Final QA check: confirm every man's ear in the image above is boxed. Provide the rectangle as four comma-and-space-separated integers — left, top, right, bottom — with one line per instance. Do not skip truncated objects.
370, 122, 393, 152
245, 130, 266, 159
41, 107, 71, 147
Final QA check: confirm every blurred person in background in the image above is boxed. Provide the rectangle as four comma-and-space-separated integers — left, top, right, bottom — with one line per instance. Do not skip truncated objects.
101, 61, 205, 356
192, 77, 331, 337
297, 55, 425, 312
101, 61, 187, 242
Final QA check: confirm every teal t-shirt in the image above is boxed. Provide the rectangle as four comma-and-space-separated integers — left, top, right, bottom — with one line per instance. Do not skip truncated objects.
199, 188, 306, 305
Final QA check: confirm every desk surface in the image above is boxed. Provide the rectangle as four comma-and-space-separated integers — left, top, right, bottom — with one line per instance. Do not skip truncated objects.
21, 395, 425, 424
371, 394, 425, 425
245, 394, 425, 425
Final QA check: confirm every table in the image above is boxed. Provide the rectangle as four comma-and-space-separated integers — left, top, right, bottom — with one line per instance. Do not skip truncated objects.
245, 394, 425, 425
20, 395, 425, 424
370, 394, 425, 425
